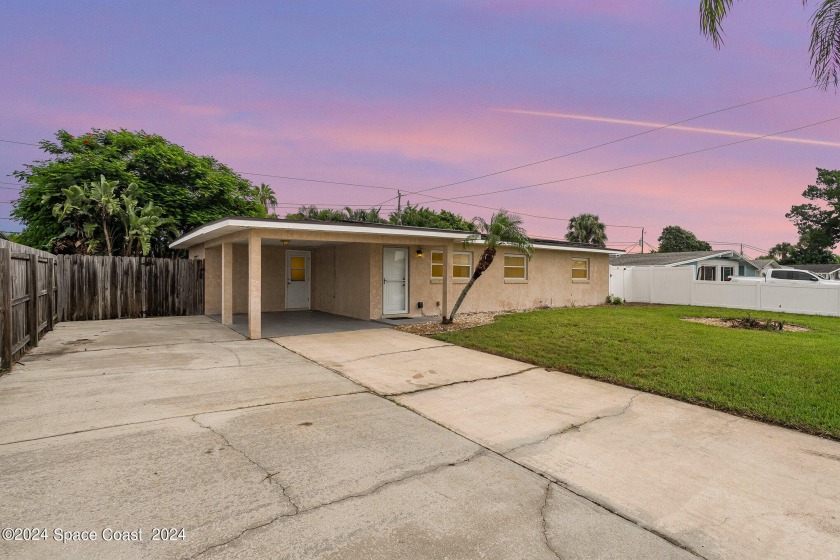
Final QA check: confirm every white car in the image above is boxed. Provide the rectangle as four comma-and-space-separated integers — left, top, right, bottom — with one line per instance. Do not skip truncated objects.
730, 268, 840, 285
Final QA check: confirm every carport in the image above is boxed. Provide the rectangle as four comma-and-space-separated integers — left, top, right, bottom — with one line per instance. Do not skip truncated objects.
169, 218, 465, 339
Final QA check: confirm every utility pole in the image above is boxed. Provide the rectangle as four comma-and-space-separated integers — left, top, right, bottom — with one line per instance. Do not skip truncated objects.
396, 190, 402, 225
740, 243, 744, 256
640, 228, 645, 254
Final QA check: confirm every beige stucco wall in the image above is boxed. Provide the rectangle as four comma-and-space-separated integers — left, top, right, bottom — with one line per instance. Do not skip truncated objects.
311, 243, 372, 320
196, 235, 609, 320
372, 244, 609, 318
202, 243, 286, 314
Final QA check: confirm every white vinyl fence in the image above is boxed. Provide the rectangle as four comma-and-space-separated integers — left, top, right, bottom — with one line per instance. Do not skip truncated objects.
609, 266, 840, 317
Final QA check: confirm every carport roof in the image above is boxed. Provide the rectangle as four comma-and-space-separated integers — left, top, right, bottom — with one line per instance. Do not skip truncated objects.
170, 217, 623, 254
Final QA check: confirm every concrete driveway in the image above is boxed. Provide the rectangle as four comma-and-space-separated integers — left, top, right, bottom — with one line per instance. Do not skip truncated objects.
277, 327, 840, 560
0, 316, 693, 560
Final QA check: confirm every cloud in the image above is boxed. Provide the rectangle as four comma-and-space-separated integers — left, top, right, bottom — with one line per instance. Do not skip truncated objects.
496, 109, 840, 148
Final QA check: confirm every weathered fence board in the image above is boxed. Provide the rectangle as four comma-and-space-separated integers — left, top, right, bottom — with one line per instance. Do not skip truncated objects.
0, 238, 204, 372
54, 255, 204, 322
0, 240, 58, 370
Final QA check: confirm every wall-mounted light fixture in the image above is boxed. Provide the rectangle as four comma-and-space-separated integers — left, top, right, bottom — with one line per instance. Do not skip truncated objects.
281, 240, 290, 245
416, 248, 424, 258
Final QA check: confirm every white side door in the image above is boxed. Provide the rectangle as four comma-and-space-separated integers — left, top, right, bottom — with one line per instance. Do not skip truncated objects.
285, 250, 311, 309
382, 247, 408, 315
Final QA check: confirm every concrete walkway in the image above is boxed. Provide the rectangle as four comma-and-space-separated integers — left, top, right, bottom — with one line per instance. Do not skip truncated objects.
0, 316, 694, 560
276, 328, 840, 560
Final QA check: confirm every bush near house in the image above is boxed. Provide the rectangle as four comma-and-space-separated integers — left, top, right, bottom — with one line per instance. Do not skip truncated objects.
433, 304, 840, 439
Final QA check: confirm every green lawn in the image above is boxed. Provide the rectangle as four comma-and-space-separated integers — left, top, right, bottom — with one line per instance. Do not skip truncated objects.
433, 305, 840, 439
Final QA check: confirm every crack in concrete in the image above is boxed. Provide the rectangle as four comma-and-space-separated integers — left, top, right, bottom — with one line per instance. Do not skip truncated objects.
210, 341, 244, 368
504, 393, 642, 455
188, 448, 486, 559
540, 483, 563, 560
261, 337, 713, 560
343, 343, 455, 363
21, 336, 248, 358
0, 390, 367, 447
388, 365, 542, 396
191, 415, 299, 514
395, 398, 709, 560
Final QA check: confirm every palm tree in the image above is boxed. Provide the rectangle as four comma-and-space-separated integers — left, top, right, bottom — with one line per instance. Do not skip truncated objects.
565, 213, 607, 247
342, 207, 386, 223
257, 183, 278, 216
700, 0, 840, 88
443, 210, 533, 324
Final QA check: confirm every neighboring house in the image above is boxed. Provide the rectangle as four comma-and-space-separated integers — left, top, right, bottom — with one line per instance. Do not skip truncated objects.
170, 217, 620, 339
610, 250, 761, 281
750, 258, 781, 277
792, 264, 840, 280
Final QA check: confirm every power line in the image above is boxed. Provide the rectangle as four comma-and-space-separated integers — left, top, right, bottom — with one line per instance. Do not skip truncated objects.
239, 172, 396, 192
403, 115, 840, 204
375, 84, 818, 205
0, 139, 38, 147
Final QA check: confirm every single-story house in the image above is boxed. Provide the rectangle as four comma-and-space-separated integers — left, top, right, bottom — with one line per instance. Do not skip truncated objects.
170, 217, 620, 339
750, 258, 782, 277
610, 250, 761, 281
792, 264, 840, 280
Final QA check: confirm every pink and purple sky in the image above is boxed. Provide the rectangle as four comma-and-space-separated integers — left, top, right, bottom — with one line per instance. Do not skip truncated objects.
1, 1, 838, 256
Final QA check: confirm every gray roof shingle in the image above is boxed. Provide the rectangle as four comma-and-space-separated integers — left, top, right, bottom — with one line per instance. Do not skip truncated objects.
793, 264, 840, 273
610, 250, 755, 267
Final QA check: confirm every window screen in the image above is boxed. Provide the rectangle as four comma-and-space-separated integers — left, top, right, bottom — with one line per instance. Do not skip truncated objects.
572, 258, 589, 280
452, 252, 472, 279
431, 251, 443, 279
504, 254, 527, 279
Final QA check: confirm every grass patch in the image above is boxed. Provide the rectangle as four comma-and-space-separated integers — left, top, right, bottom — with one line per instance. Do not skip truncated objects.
432, 305, 840, 439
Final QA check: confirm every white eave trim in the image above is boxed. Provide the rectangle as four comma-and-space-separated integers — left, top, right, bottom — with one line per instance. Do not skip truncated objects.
171, 218, 623, 255
170, 218, 474, 249
531, 243, 621, 255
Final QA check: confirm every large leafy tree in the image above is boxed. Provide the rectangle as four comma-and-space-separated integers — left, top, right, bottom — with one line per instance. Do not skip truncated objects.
700, 0, 840, 87
565, 213, 607, 246
657, 225, 713, 253
444, 210, 533, 324
12, 129, 266, 255
786, 169, 840, 249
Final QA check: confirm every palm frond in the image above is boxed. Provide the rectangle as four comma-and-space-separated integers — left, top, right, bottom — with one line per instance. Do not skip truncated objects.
809, 0, 840, 88
699, 0, 736, 47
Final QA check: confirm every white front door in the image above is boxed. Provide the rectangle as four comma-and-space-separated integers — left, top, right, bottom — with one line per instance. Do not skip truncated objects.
285, 251, 311, 309
382, 247, 408, 315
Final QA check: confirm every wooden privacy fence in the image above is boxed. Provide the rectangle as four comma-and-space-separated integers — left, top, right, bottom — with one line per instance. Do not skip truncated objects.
0, 238, 204, 371
0, 241, 58, 370
56, 255, 204, 321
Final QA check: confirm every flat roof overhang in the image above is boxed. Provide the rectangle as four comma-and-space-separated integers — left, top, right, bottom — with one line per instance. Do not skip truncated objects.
170, 217, 623, 255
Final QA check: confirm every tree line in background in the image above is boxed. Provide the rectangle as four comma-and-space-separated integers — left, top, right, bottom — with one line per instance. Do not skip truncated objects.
7, 129, 838, 265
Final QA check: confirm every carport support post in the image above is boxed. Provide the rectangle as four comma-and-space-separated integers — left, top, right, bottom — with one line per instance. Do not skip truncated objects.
247, 231, 261, 339
221, 242, 233, 326
441, 244, 449, 320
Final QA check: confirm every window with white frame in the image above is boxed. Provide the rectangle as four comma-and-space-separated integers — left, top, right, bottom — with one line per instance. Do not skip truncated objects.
452, 251, 472, 279
572, 258, 589, 281
431, 250, 443, 279
504, 254, 527, 279
721, 266, 734, 281
697, 266, 716, 281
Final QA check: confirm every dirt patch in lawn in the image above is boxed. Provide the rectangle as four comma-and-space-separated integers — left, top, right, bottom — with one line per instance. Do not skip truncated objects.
682, 317, 811, 332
